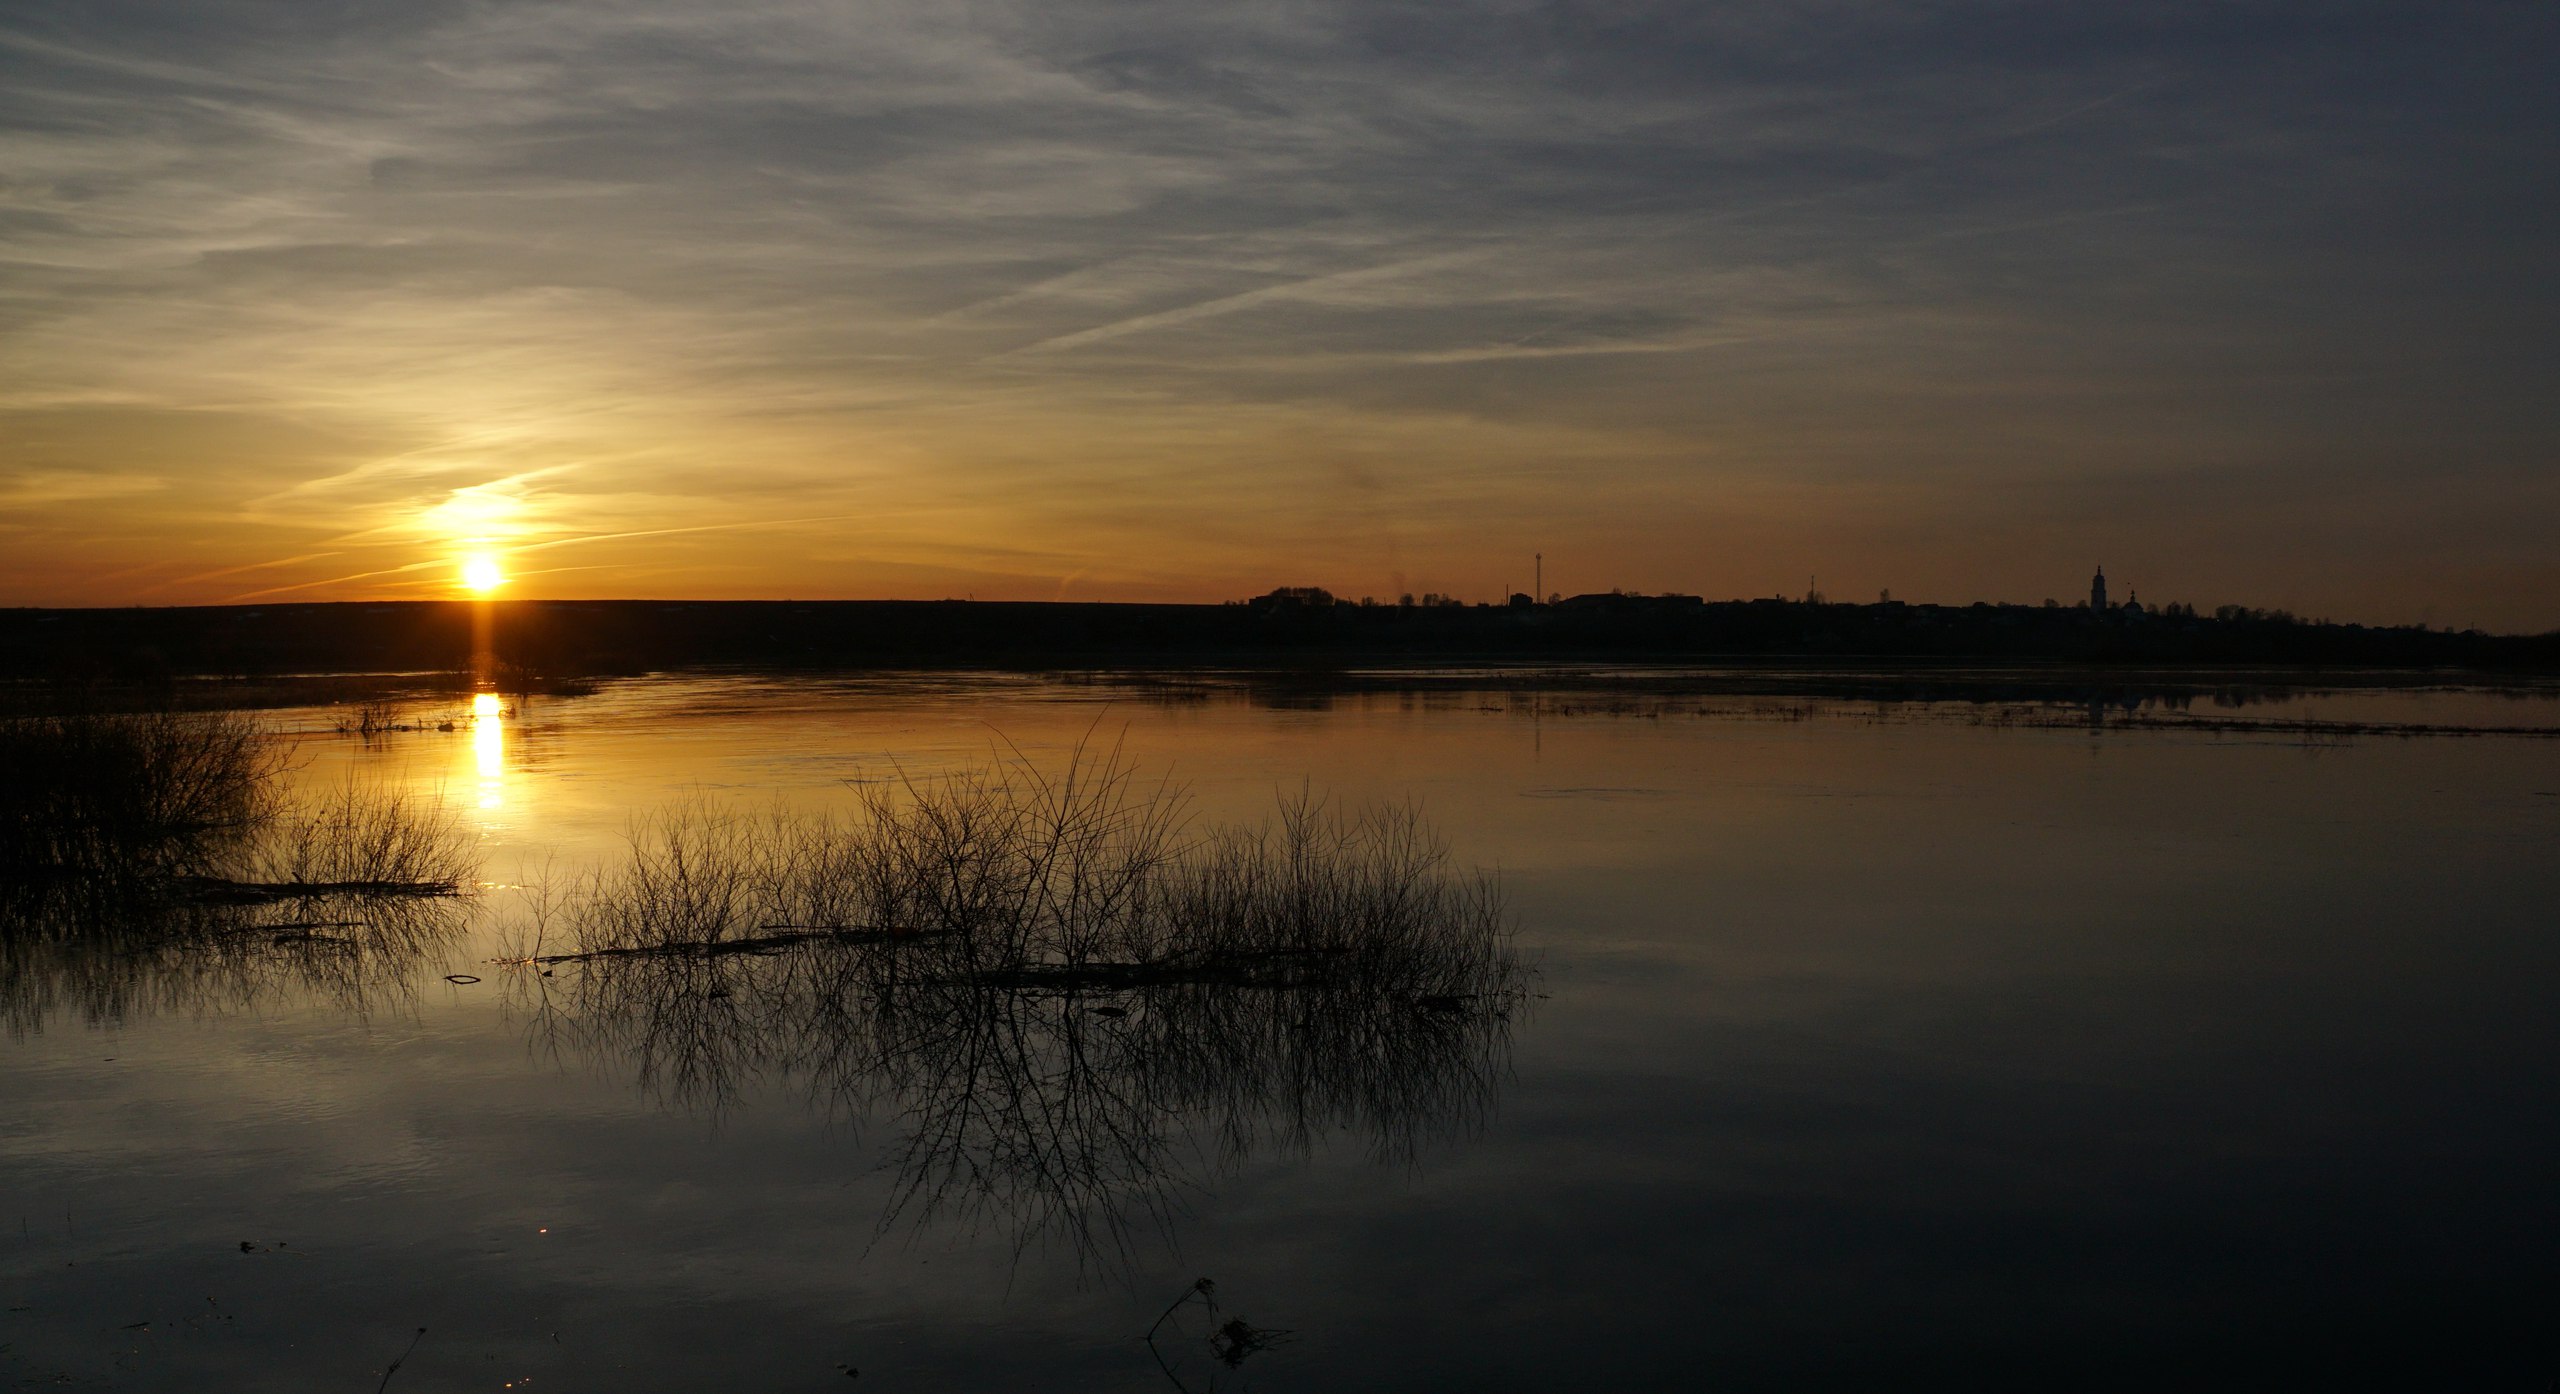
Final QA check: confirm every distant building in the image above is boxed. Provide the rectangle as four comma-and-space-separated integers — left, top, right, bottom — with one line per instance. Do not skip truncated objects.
2090, 566, 2108, 610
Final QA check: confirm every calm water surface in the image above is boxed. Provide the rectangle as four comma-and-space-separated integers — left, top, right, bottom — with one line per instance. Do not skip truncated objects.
7, 674, 2558, 1390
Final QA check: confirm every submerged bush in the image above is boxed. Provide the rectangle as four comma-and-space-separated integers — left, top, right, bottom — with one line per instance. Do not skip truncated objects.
553, 745, 1510, 990
507, 743, 1531, 1263
0, 708, 479, 1033
0, 708, 281, 880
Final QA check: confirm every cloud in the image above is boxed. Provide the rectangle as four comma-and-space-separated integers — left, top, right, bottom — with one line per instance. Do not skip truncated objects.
1000, 252, 1483, 356
0, 469, 165, 505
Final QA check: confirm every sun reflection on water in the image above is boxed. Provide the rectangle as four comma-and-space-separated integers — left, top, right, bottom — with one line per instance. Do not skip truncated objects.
471, 692, 505, 811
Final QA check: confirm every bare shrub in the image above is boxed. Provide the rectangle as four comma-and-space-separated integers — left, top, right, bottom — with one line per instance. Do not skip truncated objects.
0, 708, 282, 880
231, 779, 475, 895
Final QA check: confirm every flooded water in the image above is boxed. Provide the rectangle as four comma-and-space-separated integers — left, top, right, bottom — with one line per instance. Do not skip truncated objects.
7, 673, 2559, 1390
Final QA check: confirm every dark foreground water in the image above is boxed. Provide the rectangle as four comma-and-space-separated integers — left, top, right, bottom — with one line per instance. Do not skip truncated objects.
6, 673, 2558, 1390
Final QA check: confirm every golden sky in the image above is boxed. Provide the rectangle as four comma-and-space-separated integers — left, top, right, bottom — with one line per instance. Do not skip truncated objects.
2, 4, 2554, 628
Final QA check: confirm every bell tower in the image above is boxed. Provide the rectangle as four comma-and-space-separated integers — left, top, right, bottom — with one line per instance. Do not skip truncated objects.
2090, 565, 2108, 610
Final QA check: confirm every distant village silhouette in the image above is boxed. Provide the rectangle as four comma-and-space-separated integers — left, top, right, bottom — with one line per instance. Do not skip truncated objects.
1246, 563, 2295, 629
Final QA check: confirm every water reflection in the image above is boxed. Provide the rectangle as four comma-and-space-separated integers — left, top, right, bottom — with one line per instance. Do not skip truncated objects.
1094, 669, 2560, 736
4, 891, 468, 1033
10, 676, 2559, 1388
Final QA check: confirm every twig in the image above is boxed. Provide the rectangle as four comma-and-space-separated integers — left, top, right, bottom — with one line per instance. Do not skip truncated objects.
1143, 1279, 1215, 1393
377, 1326, 426, 1393
177, 875, 463, 904
506, 924, 948, 964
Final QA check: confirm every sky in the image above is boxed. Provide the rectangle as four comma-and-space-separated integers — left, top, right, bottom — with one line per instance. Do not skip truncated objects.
2, 1, 2554, 628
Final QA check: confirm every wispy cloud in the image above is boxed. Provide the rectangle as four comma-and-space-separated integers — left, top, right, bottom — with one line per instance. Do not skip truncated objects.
1, 471, 165, 506
1001, 253, 1483, 356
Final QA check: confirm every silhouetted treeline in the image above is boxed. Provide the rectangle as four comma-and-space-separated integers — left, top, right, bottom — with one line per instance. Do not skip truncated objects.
3, 597, 2555, 682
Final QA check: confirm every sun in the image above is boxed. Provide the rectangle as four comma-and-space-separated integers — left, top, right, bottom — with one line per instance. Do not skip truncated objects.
460, 553, 506, 594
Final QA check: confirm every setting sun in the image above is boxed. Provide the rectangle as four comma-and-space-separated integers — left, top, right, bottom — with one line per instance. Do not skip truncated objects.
460, 554, 506, 594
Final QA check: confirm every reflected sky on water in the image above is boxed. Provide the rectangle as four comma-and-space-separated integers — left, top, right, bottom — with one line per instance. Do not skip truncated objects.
5, 674, 2558, 1390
